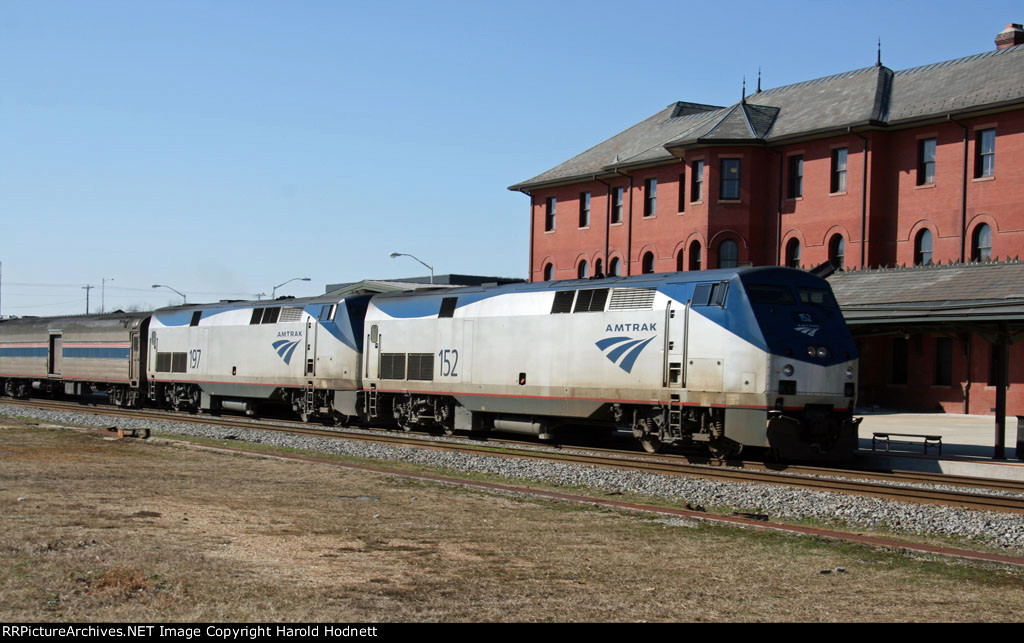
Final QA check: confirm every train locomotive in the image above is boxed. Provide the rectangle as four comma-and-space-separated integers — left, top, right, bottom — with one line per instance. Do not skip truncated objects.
0, 266, 860, 461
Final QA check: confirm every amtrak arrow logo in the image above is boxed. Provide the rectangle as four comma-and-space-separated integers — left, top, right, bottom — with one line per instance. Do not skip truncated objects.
272, 339, 302, 364
595, 336, 656, 373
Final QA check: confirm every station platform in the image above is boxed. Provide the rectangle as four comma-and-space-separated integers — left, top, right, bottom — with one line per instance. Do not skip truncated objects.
855, 410, 1024, 482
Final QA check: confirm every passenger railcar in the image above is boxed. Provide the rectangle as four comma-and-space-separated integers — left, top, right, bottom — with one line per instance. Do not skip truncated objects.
0, 312, 149, 406
363, 267, 859, 460
146, 294, 370, 421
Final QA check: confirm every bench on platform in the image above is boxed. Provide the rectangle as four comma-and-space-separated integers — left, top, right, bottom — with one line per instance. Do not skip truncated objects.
871, 432, 942, 455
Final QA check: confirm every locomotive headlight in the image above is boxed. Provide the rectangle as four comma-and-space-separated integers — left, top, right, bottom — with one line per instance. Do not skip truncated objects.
782, 364, 794, 377
846, 367, 855, 379
806, 346, 815, 357
816, 346, 828, 359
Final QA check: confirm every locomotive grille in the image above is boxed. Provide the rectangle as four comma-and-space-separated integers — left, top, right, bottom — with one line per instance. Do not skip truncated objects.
380, 353, 406, 380
608, 288, 656, 310
407, 353, 435, 380
279, 307, 303, 323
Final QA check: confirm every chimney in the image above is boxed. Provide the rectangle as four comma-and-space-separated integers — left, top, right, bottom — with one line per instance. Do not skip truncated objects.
995, 23, 1024, 50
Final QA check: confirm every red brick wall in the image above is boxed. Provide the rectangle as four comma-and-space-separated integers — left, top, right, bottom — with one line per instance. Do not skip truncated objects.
857, 333, 1024, 416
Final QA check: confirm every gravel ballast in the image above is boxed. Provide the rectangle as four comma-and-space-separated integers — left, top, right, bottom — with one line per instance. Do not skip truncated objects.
4, 402, 1024, 554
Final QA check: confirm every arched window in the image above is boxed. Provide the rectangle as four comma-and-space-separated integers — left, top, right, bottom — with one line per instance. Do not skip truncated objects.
609, 257, 621, 277
543, 263, 553, 281
828, 234, 845, 269
577, 260, 589, 279
972, 224, 992, 262
785, 238, 801, 268
676, 250, 684, 272
718, 240, 738, 269
914, 229, 933, 266
688, 241, 702, 271
641, 252, 655, 274
595, 258, 604, 277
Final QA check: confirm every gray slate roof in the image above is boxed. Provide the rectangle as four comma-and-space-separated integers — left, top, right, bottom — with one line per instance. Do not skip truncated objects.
828, 261, 1024, 326
511, 45, 1024, 191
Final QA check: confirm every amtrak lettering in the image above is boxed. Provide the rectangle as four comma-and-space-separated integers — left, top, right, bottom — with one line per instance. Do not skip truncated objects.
277, 330, 303, 338
605, 323, 656, 333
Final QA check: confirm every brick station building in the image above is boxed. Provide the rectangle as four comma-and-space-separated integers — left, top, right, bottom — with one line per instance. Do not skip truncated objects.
509, 25, 1024, 417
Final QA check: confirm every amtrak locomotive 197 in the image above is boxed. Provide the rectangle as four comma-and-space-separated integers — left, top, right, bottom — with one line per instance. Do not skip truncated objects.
0, 267, 860, 461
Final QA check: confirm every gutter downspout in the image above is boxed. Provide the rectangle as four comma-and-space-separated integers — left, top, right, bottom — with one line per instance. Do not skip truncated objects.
948, 115, 969, 262
768, 147, 783, 266
613, 169, 633, 275
517, 188, 535, 280
593, 175, 612, 275
851, 129, 869, 269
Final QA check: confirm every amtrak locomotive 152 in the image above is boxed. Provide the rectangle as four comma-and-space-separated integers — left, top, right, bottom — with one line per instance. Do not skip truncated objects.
0, 267, 860, 461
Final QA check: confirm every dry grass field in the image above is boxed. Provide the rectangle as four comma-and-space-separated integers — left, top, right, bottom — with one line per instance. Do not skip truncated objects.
1, 418, 1023, 622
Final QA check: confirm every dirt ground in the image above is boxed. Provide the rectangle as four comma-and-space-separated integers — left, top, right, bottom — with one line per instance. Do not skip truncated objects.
1, 418, 1023, 622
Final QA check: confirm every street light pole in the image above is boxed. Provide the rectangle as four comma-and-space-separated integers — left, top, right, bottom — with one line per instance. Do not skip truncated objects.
389, 252, 434, 284
271, 277, 311, 299
152, 284, 187, 304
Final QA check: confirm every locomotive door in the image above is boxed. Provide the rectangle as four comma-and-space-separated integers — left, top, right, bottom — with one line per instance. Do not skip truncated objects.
48, 333, 62, 376
129, 331, 139, 384
304, 317, 317, 377
662, 302, 686, 388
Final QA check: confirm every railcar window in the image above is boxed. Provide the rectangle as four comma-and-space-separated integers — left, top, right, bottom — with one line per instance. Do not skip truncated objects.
797, 288, 837, 307
250, 309, 264, 325
261, 307, 280, 324
573, 288, 609, 313
439, 297, 457, 318
551, 291, 576, 314
746, 284, 796, 305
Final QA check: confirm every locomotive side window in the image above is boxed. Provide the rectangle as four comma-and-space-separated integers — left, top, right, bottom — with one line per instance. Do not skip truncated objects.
692, 283, 712, 306
551, 291, 575, 314
692, 282, 729, 307
250, 309, 264, 325
190, 311, 202, 327
712, 282, 728, 306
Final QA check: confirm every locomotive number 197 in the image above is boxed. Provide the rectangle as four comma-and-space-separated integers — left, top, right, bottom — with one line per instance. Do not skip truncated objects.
438, 349, 458, 377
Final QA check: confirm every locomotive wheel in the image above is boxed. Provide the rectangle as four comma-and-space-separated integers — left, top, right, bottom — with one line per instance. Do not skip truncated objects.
640, 435, 663, 454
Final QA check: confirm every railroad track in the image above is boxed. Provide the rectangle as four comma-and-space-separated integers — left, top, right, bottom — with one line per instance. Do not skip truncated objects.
3, 397, 1024, 514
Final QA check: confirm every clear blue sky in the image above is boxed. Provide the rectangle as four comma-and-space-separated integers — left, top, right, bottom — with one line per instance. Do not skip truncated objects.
1, 0, 1019, 315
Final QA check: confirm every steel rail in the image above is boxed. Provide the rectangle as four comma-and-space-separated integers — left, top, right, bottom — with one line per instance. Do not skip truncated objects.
3, 398, 1024, 514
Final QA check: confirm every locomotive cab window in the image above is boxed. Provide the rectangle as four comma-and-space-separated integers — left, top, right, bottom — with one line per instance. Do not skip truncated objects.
250, 308, 264, 325
797, 288, 838, 308
190, 311, 202, 327
746, 284, 796, 305
692, 281, 729, 307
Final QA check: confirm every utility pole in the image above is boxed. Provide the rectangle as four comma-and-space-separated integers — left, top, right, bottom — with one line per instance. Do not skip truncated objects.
102, 277, 113, 314
82, 285, 94, 314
